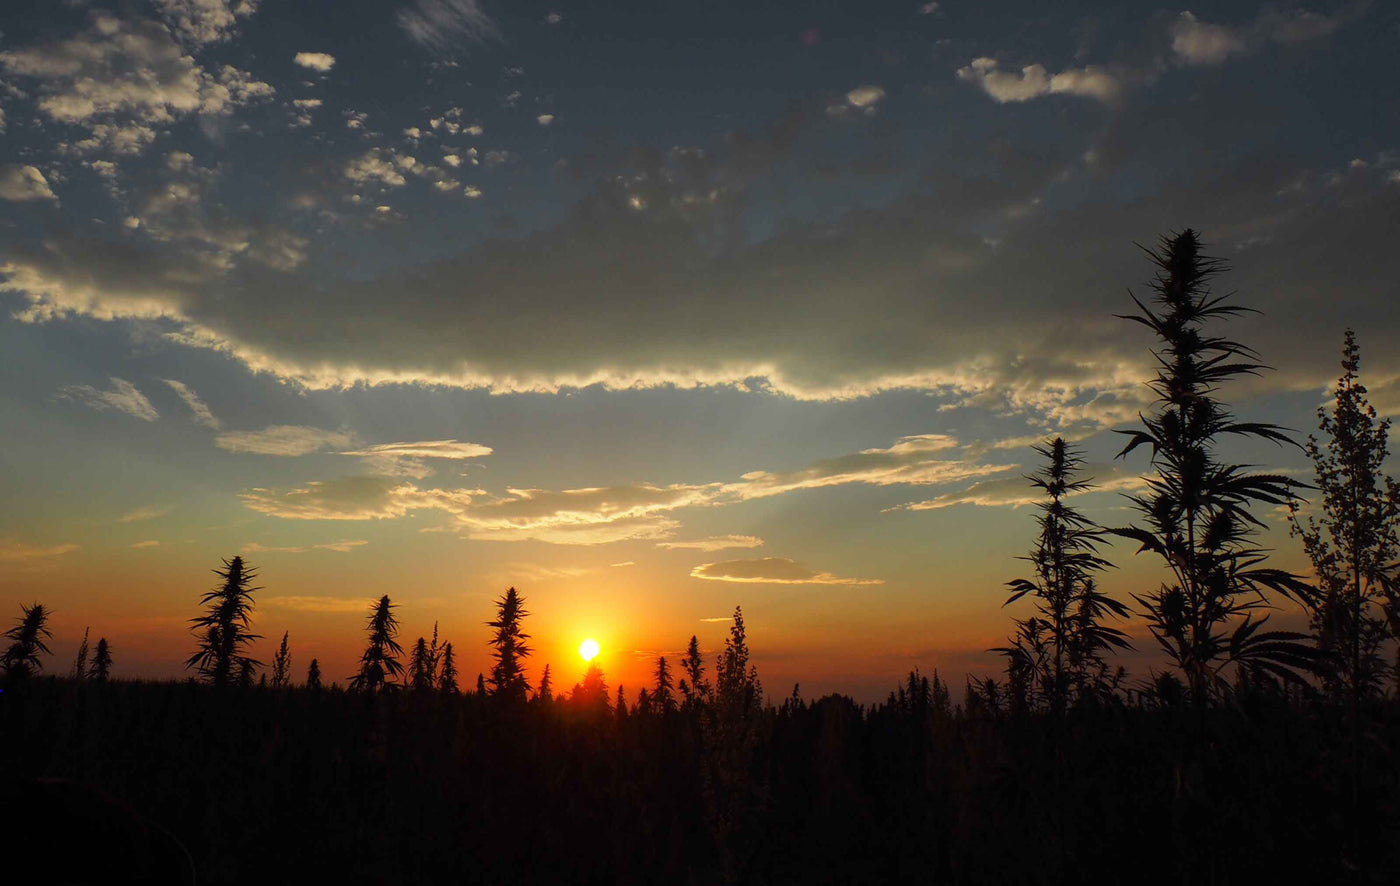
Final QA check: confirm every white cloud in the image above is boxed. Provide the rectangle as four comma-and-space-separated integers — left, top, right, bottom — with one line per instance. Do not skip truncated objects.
0, 12, 273, 155
723, 434, 1008, 501
340, 439, 493, 478
398, 0, 501, 52
58, 377, 159, 421
344, 149, 414, 188
1170, 12, 1248, 65
889, 464, 1150, 511
0, 165, 57, 202
443, 153, 462, 167
454, 484, 715, 544
690, 557, 883, 586
215, 425, 358, 456
0, 540, 80, 562
132, 539, 161, 548
656, 535, 765, 551
240, 477, 480, 520
163, 378, 221, 428
341, 440, 493, 460
536, 114, 555, 126
293, 98, 322, 109
155, 0, 259, 45
293, 52, 336, 72
846, 85, 885, 109
956, 57, 1121, 103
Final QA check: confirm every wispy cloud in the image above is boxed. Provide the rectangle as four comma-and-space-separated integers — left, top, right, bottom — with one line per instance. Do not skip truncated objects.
131, 539, 160, 549
243, 539, 367, 553
0, 540, 79, 562
656, 535, 765, 552
240, 477, 479, 520
888, 464, 1150, 511
119, 504, 171, 523
690, 557, 884, 586
58, 378, 158, 421
397, 0, 501, 53
163, 378, 220, 428
216, 425, 358, 456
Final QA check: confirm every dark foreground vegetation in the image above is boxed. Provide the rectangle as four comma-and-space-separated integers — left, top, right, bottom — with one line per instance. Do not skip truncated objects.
5, 673, 1400, 884
4, 230, 1400, 883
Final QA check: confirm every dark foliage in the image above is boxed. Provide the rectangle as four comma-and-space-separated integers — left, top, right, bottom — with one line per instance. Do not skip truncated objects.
186, 557, 262, 688
2, 602, 54, 679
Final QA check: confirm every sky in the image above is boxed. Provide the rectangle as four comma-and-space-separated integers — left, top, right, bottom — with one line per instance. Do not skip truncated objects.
1, 0, 1397, 701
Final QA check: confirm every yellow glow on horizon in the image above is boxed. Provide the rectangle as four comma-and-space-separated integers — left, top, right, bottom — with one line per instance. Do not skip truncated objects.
578, 638, 600, 662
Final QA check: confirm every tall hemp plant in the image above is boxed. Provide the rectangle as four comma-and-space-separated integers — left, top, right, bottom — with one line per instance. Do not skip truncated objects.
998, 438, 1128, 712
1113, 229, 1315, 702
187, 556, 262, 687
1289, 330, 1399, 702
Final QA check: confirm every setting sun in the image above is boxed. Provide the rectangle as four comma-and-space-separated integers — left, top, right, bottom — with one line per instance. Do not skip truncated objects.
578, 638, 600, 662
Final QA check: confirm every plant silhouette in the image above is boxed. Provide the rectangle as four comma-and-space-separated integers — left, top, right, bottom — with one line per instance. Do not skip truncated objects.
3, 602, 53, 679
349, 594, 405, 692
186, 556, 262, 687
486, 587, 531, 702
1112, 230, 1316, 701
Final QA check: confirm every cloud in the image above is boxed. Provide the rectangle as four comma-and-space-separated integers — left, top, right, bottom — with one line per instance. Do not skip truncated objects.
690, 557, 884, 586
155, 0, 259, 45
398, 0, 501, 53
656, 535, 765, 551
293, 52, 336, 72
340, 439, 493, 478
344, 149, 415, 188
119, 505, 171, 523
215, 425, 358, 456
58, 378, 159, 421
240, 476, 479, 520
0, 166, 57, 201
243, 539, 367, 553
455, 484, 714, 544
1170, 12, 1248, 65
132, 540, 161, 548
724, 435, 1009, 501
0, 540, 80, 562
0, 11, 273, 155
846, 85, 886, 109
1170, 7, 1357, 67
163, 379, 221, 428
262, 595, 372, 613
889, 464, 1150, 511
956, 57, 1121, 103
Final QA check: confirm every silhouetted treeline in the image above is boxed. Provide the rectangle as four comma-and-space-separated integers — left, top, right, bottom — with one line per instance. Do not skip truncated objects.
5, 668, 1400, 884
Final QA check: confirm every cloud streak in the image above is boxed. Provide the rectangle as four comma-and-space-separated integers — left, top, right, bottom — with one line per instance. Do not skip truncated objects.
690, 557, 883, 586
59, 378, 159, 421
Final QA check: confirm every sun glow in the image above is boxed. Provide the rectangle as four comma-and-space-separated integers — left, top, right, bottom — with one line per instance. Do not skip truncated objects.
578, 638, 600, 662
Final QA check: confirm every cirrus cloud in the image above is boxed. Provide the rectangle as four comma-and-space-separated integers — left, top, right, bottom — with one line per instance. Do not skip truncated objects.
690, 557, 883, 586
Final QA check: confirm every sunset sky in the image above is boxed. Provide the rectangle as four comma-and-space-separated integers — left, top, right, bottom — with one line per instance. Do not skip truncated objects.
2, 0, 1397, 699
